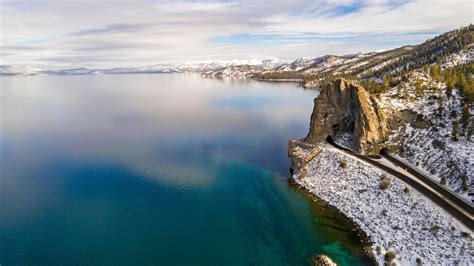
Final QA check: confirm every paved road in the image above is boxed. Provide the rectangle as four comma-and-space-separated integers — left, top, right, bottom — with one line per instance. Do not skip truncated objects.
380, 149, 474, 213
326, 136, 474, 230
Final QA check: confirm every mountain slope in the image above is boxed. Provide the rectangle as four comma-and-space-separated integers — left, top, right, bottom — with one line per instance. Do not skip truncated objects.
379, 68, 473, 196
204, 25, 473, 84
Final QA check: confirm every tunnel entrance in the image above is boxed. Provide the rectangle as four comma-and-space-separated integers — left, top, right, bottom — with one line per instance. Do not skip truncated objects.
326, 135, 334, 143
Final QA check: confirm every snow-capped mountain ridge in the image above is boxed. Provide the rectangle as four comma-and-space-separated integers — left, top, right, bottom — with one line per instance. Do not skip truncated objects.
4, 25, 471, 79
202, 25, 473, 81
0, 58, 288, 76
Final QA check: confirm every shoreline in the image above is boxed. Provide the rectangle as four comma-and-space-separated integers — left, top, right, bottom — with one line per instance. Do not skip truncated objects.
288, 141, 473, 265
288, 178, 378, 265
201, 74, 319, 88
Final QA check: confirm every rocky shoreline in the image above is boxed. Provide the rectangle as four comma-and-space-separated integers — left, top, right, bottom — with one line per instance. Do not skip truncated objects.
288, 141, 473, 265
288, 78, 473, 265
288, 178, 377, 265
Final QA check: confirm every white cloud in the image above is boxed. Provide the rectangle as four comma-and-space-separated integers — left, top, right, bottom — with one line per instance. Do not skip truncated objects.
0, 0, 471, 68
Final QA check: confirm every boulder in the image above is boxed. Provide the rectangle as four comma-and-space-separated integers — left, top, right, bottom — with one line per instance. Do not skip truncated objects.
310, 254, 338, 266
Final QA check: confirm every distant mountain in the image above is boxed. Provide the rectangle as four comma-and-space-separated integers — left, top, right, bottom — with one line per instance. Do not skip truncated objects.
201, 65, 267, 78
276, 57, 320, 71
102, 66, 180, 75
0, 58, 287, 76
46, 68, 105, 75
175, 58, 287, 73
0, 65, 44, 76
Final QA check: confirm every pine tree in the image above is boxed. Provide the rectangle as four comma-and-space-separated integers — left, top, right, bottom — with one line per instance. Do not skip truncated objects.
414, 78, 424, 97
461, 103, 470, 135
430, 65, 441, 81
423, 64, 429, 74
452, 119, 460, 141
402, 86, 409, 100
461, 175, 468, 191
456, 71, 466, 90
437, 96, 445, 114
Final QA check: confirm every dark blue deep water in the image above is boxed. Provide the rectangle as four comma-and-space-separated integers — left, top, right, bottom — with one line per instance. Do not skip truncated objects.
0, 74, 371, 265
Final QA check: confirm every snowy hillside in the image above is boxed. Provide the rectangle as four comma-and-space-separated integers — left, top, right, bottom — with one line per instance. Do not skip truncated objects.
380, 69, 473, 198
202, 25, 473, 84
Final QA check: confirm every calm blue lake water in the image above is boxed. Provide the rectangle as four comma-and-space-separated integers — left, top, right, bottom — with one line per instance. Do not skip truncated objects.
0, 74, 371, 265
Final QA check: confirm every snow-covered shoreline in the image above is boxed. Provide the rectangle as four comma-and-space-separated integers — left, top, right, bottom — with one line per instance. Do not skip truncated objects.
290, 142, 473, 265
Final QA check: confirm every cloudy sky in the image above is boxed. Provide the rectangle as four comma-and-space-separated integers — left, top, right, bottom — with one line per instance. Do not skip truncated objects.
1, 0, 472, 68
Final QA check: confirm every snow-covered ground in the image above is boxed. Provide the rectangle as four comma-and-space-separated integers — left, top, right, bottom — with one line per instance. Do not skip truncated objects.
291, 142, 473, 265
379, 70, 473, 200
442, 46, 474, 68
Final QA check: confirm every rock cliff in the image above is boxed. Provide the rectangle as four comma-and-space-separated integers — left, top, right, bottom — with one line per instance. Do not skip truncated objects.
305, 79, 388, 153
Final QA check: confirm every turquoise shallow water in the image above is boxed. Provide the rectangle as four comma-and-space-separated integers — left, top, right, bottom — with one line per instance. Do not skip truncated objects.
0, 74, 372, 265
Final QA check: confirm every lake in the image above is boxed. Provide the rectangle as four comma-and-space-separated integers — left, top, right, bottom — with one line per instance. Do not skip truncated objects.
0, 74, 372, 265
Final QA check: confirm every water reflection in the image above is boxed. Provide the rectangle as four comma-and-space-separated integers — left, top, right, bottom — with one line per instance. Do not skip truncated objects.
0, 74, 371, 265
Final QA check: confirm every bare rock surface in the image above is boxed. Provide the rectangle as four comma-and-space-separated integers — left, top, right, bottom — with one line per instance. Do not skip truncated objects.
305, 79, 388, 153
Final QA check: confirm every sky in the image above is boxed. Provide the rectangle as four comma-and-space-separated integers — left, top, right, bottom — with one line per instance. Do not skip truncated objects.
0, 0, 472, 69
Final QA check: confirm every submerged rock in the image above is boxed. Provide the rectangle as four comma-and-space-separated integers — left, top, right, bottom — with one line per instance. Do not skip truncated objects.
305, 79, 388, 153
310, 254, 338, 266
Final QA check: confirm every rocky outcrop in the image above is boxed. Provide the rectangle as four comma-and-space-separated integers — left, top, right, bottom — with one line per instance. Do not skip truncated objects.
288, 140, 321, 174
305, 79, 388, 153
310, 254, 338, 266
